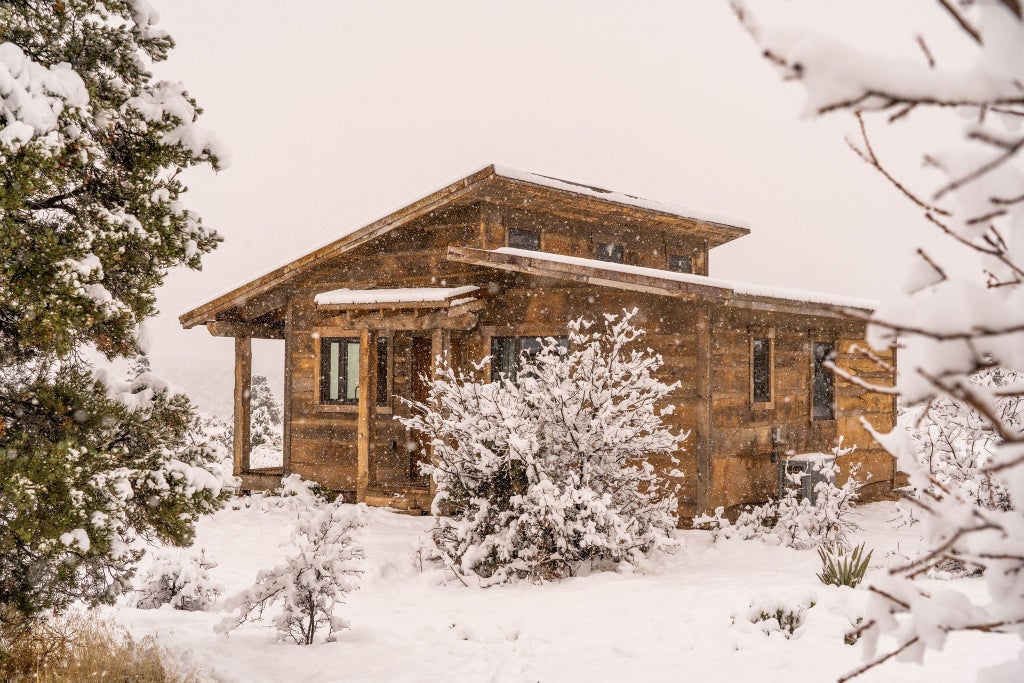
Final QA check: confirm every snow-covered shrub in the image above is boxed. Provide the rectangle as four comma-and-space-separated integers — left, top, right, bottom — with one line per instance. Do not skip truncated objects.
218, 500, 365, 645
743, 593, 816, 638
817, 543, 873, 589
904, 369, 1020, 512
697, 445, 862, 550
132, 548, 223, 611
229, 473, 330, 512
398, 309, 685, 584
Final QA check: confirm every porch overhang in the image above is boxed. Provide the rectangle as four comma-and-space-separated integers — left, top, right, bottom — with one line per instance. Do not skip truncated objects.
314, 286, 485, 331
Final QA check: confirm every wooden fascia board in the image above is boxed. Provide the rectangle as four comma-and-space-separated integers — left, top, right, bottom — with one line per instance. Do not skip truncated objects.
206, 321, 286, 339
724, 297, 873, 320
178, 167, 499, 329
445, 246, 732, 302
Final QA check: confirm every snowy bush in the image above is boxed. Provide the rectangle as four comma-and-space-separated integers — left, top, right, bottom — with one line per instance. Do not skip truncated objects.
398, 309, 685, 584
696, 445, 862, 550
132, 547, 223, 611
904, 369, 1020, 512
230, 473, 331, 513
742, 593, 817, 638
218, 499, 365, 645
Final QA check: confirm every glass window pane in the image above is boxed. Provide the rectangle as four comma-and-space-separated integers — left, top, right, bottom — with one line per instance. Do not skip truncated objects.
752, 337, 771, 403
813, 342, 835, 420
328, 341, 340, 401
596, 242, 623, 263
508, 228, 541, 251
376, 337, 389, 407
669, 254, 692, 273
345, 341, 360, 401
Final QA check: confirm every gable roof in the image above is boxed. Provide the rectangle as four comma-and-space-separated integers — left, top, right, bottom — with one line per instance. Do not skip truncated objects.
179, 165, 749, 328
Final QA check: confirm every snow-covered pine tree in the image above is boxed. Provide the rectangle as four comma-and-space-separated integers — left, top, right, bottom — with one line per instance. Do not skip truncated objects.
731, 2, 1024, 678
0, 1, 231, 622
218, 500, 365, 645
398, 309, 685, 583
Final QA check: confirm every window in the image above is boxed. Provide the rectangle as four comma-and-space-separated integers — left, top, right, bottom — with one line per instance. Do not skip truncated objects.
319, 336, 389, 407
595, 242, 623, 263
320, 337, 360, 405
376, 336, 389, 407
812, 341, 835, 420
669, 254, 693, 273
490, 336, 569, 382
508, 227, 541, 251
752, 337, 772, 404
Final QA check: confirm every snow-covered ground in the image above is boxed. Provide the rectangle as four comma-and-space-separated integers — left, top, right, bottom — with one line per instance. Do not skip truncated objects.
112, 501, 1016, 682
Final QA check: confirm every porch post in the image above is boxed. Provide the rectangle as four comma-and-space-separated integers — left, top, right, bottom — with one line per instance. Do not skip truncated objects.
695, 307, 712, 513
233, 336, 252, 477
356, 328, 377, 503
428, 329, 450, 500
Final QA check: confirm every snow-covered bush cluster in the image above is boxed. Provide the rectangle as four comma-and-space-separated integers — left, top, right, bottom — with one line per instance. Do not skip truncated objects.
733, 1, 1024, 678
219, 497, 365, 645
399, 309, 685, 584
696, 445, 862, 550
132, 547, 223, 611
230, 473, 331, 513
903, 368, 1021, 513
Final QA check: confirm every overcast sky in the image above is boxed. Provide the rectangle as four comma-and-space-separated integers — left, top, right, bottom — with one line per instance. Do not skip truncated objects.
146, 1, 948, 414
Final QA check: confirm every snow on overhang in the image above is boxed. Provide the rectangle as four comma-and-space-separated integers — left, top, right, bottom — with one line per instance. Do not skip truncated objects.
314, 285, 480, 308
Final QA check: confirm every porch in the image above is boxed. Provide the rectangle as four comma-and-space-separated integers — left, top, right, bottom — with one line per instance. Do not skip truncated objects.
227, 286, 486, 512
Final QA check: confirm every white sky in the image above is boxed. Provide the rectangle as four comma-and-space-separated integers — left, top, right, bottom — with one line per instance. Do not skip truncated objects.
147, 0, 951, 414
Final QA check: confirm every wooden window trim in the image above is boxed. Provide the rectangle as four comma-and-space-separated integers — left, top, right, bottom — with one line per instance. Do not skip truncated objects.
749, 326, 775, 409
312, 329, 393, 415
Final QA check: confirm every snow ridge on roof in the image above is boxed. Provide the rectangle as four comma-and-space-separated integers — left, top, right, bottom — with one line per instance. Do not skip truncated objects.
492, 248, 876, 310
314, 285, 479, 306
492, 165, 749, 230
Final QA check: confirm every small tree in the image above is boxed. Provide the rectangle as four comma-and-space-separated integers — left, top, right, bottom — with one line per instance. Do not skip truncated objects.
399, 309, 685, 583
218, 500, 365, 645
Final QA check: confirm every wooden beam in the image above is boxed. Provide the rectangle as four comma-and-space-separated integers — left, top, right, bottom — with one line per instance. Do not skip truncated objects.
282, 300, 293, 476
478, 202, 504, 249
694, 307, 713, 514
233, 337, 252, 477
207, 321, 285, 339
427, 329, 449, 503
355, 329, 377, 503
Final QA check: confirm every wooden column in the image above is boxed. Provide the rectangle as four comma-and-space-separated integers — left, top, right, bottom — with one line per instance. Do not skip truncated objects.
695, 307, 713, 513
428, 329, 450, 500
233, 336, 252, 477
281, 299, 293, 475
356, 328, 377, 503
478, 202, 504, 249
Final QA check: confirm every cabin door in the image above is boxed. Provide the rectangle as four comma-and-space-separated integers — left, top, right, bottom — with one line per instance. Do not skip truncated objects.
408, 336, 433, 483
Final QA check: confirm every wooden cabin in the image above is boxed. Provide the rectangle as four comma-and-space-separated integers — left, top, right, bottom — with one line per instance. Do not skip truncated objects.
179, 165, 896, 519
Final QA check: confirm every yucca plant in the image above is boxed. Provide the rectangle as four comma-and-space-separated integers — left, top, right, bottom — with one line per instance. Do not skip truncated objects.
817, 543, 873, 588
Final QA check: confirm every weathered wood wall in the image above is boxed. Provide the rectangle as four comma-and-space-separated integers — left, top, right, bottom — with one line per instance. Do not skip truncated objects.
272, 200, 894, 516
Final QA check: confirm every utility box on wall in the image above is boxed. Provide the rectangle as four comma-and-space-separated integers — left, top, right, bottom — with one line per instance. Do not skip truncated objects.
778, 453, 835, 504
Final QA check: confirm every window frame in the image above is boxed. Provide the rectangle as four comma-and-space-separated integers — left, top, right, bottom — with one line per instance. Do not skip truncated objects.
507, 227, 541, 251
811, 340, 836, 421
595, 242, 624, 264
312, 330, 393, 414
318, 336, 361, 406
750, 327, 775, 408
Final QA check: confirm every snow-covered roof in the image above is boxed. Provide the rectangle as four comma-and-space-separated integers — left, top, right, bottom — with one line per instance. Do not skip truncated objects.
488, 248, 877, 310
314, 286, 479, 307
491, 165, 748, 229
